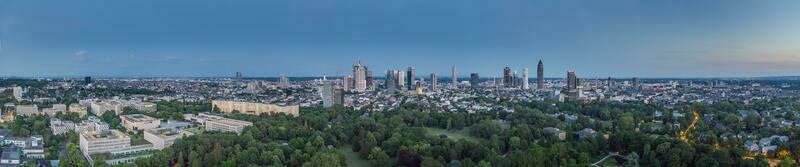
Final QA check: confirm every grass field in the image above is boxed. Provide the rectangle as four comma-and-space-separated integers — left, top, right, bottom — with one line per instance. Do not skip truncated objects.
335, 145, 371, 167
423, 127, 483, 143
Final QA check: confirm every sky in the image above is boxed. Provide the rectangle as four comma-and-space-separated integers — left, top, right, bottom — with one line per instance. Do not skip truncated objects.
1, 0, 799, 78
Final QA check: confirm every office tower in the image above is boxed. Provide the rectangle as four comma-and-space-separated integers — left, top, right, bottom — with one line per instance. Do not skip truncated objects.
522, 68, 529, 90
385, 71, 397, 90
353, 61, 367, 92
84, 76, 92, 85
470, 73, 480, 88
537, 60, 544, 89
430, 73, 437, 91
451, 65, 457, 88
320, 83, 340, 108
607, 77, 613, 87
366, 69, 374, 90
406, 67, 416, 90
397, 70, 406, 90
633, 77, 640, 89
235, 72, 243, 81
503, 66, 512, 88
567, 70, 577, 91
279, 74, 290, 88
343, 75, 352, 92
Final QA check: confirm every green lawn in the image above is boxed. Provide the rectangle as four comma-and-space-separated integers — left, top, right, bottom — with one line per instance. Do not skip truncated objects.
423, 127, 483, 143
335, 145, 371, 167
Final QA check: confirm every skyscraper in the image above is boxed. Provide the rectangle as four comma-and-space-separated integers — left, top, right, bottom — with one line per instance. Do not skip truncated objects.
633, 77, 640, 89
503, 66, 512, 88
235, 72, 243, 81
385, 71, 397, 90
567, 70, 577, 91
430, 73, 437, 91
84, 76, 92, 85
343, 75, 352, 92
406, 67, 416, 90
397, 70, 406, 90
537, 60, 544, 89
353, 61, 367, 92
451, 65, 457, 89
607, 77, 613, 88
320, 82, 338, 108
470, 73, 480, 88
366, 69, 374, 90
522, 68, 529, 90
279, 74, 290, 88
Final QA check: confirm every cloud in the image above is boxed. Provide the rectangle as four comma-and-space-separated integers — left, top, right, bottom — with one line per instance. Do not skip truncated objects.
76, 50, 87, 63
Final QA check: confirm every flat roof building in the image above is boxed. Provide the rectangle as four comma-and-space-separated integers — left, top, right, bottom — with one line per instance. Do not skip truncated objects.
205, 117, 253, 135
15, 105, 38, 116
212, 100, 299, 117
143, 128, 194, 150
120, 114, 161, 131
79, 130, 131, 156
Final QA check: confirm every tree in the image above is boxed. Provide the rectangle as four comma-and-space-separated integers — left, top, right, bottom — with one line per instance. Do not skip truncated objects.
359, 132, 378, 158
777, 157, 795, 167
303, 152, 343, 167
616, 115, 635, 131
368, 147, 390, 166
60, 143, 88, 167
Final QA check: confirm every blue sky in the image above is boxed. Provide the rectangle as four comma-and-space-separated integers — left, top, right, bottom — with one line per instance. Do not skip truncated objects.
1, 0, 799, 78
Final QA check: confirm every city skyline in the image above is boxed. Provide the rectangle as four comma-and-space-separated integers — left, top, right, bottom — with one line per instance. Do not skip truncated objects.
2, 0, 800, 78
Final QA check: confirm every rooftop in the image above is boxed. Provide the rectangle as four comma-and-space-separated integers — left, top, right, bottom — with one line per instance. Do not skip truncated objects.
120, 114, 158, 123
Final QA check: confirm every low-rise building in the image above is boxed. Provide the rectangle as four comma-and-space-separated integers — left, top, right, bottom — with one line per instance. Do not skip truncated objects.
212, 100, 300, 117
79, 130, 154, 166
15, 105, 38, 116
69, 104, 88, 117
79, 130, 131, 156
205, 117, 253, 135
143, 128, 194, 150
0, 147, 21, 166
120, 114, 161, 131
543, 127, 567, 141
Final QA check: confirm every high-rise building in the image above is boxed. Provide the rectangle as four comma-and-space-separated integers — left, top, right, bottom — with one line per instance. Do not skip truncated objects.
235, 72, 243, 81
537, 60, 544, 89
366, 69, 374, 90
567, 70, 577, 91
470, 73, 480, 88
397, 70, 406, 90
607, 77, 613, 88
633, 77, 641, 89
503, 66, 512, 88
385, 71, 397, 90
343, 75, 352, 92
353, 61, 367, 92
430, 73, 437, 91
451, 65, 457, 89
320, 83, 342, 108
12, 86, 22, 100
278, 74, 290, 88
522, 68, 529, 90
84, 76, 92, 85
415, 82, 424, 94
406, 67, 416, 90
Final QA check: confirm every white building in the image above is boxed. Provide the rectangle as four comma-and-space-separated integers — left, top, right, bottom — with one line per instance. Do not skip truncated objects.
205, 118, 253, 135
15, 105, 39, 116
79, 130, 131, 155
69, 104, 88, 117
143, 128, 194, 150
12, 87, 22, 100
120, 114, 161, 131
